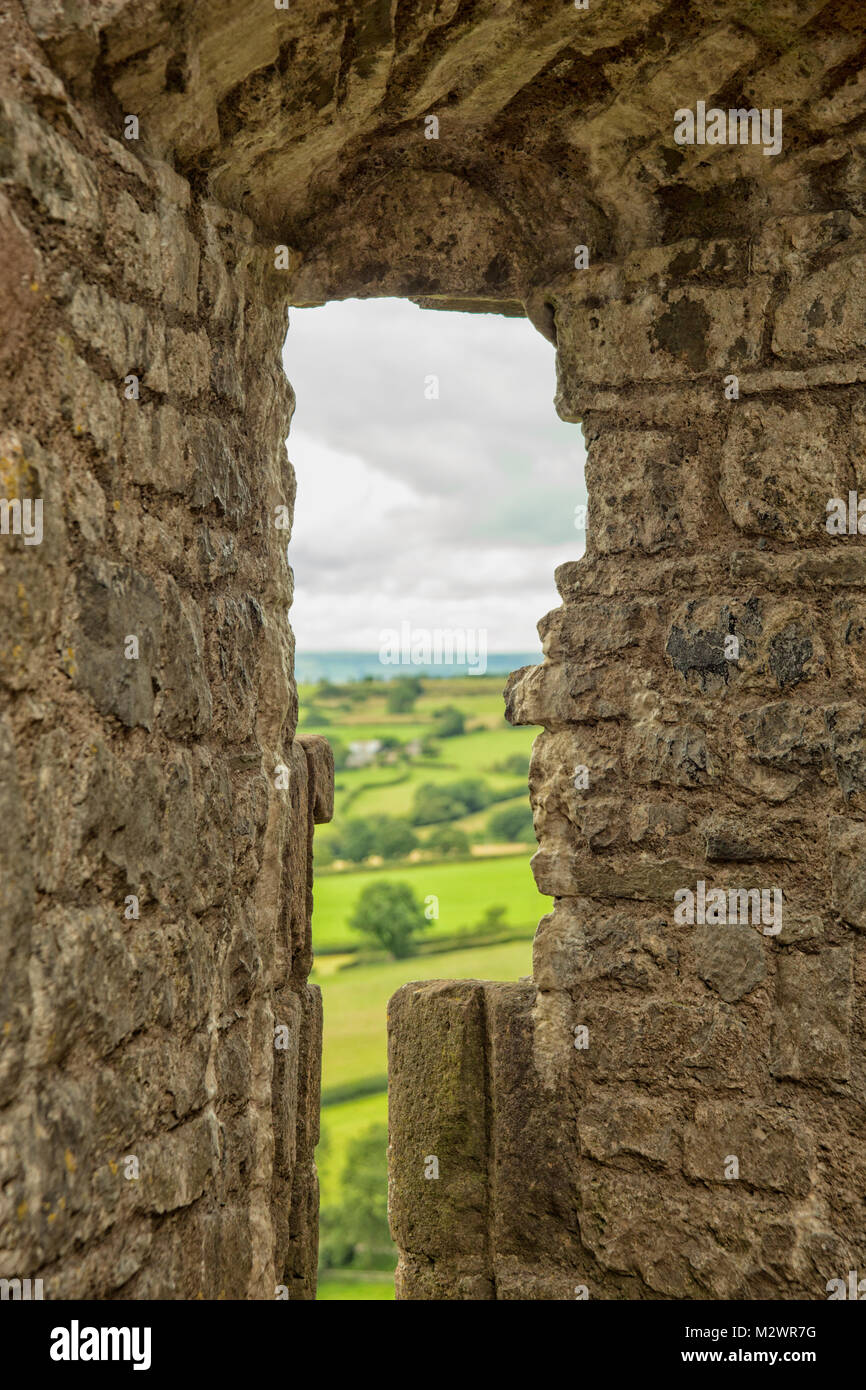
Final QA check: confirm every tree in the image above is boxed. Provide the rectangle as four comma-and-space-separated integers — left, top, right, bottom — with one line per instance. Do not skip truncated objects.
431, 705, 465, 738
492, 752, 528, 777
448, 777, 488, 813
410, 777, 490, 825
487, 803, 535, 842
426, 824, 470, 857
386, 676, 422, 713
478, 904, 508, 931
318, 1124, 394, 1271
410, 783, 462, 825
335, 818, 377, 863
374, 816, 419, 861
349, 880, 429, 958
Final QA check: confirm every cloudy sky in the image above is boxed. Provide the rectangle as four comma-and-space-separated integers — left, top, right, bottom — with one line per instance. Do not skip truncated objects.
282, 298, 586, 653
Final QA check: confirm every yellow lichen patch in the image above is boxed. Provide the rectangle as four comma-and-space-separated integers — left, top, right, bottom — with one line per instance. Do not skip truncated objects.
64, 1149, 77, 1174
17, 1201, 28, 1221
0, 441, 34, 496
108, 1159, 118, 1175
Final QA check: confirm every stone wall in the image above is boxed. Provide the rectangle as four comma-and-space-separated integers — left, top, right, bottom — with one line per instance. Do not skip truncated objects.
2, 0, 865, 1301
392, 217, 866, 1297
0, 6, 331, 1299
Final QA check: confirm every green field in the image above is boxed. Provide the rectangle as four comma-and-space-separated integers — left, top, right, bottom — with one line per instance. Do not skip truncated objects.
317, 1274, 394, 1300
304, 673, 541, 1296
312, 854, 547, 953
315, 939, 533, 1299
317, 1092, 388, 1197
314, 937, 534, 1095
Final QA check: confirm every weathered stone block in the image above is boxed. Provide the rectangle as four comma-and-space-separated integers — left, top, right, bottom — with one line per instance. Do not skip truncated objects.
828, 815, 866, 929
683, 1103, 814, 1196
297, 734, 334, 824
719, 402, 848, 537
773, 253, 866, 358
693, 922, 767, 1002
534, 899, 678, 993
136, 1113, 220, 1216
579, 1097, 678, 1167
155, 578, 212, 736
825, 705, 866, 804
0, 97, 99, 225
387, 980, 490, 1267
72, 558, 162, 729
770, 947, 852, 1081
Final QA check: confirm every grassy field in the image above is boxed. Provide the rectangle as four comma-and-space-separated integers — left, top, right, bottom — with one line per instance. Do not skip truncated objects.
314, 937, 534, 1096
312, 853, 547, 953
303, 672, 541, 1297
317, 1274, 395, 1300
317, 1092, 388, 1198
315, 938, 533, 1300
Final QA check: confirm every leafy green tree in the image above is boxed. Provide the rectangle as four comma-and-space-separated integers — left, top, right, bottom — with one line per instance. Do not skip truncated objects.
335, 818, 377, 863
410, 783, 461, 825
374, 816, 419, 861
349, 880, 429, 958
492, 752, 528, 777
478, 904, 508, 931
487, 803, 535, 842
386, 677, 423, 713
431, 705, 465, 738
426, 824, 470, 856
410, 776, 490, 825
318, 1124, 394, 1271
448, 777, 488, 813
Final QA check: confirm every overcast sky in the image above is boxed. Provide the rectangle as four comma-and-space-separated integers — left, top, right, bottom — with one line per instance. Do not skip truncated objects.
282, 298, 586, 652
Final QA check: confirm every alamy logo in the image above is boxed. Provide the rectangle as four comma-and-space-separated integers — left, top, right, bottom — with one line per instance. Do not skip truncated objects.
826, 492, 866, 534
674, 880, 782, 935
0, 1277, 43, 1299
50, 1320, 152, 1371
0, 497, 43, 545
826, 1270, 866, 1299
674, 101, 782, 156
379, 621, 487, 675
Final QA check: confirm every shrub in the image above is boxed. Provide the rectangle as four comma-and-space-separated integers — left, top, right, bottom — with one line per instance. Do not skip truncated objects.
386, 677, 423, 713
410, 777, 489, 825
430, 705, 465, 738
333, 815, 418, 862
487, 803, 535, 842
426, 824, 470, 857
491, 752, 528, 777
375, 817, 419, 860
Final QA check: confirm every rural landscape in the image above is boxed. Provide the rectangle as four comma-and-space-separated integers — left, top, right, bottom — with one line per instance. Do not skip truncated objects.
300, 670, 548, 1299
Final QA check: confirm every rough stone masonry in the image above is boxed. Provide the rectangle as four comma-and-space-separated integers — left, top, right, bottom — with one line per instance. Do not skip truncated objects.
1, 0, 865, 1300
